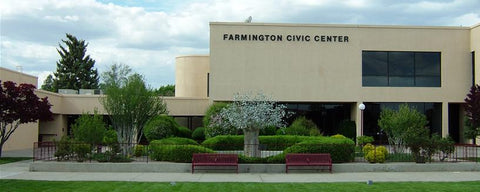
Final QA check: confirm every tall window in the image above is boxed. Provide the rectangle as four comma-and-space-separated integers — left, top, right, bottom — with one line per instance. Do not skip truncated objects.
362, 51, 441, 87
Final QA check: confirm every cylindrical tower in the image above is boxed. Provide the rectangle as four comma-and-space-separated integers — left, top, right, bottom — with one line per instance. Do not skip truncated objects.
175, 55, 210, 98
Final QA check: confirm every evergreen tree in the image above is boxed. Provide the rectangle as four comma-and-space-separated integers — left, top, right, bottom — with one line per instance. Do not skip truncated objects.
52, 33, 99, 92
41, 74, 55, 92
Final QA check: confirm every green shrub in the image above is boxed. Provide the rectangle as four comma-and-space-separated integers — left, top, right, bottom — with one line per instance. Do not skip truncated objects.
144, 116, 178, 142
279, 117, 321, 136
73, 143, 91, 162
363, 145, 388, 163
365, 148, 387, 163
202, 135, 312, 151
192, 127, 206, 140
93, 153, 132, 162
357, 136, 374, 145
152, 137, 199, 145
362, 143, 375, 154
72, 111, 106, 147
283, 137, 355, 163
103, 128, 118, 145
149, 143, 214, 163
201, 135, 244, 150
377, 146, 389, 159
338, 120, 356, 140
54, 136, 74, 161
177, 126, 192, 138
259, 135, 307, 150
134, 145, 146, 157
331, 134, 348, 139
260, 125, 277, 136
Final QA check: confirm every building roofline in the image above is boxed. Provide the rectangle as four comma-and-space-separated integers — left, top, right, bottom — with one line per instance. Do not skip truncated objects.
175, 54, 210, 59
210, 22, 475, 30
0, 67, 38, 79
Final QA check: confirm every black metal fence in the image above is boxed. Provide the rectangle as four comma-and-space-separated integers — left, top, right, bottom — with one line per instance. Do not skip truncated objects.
33, 141, 479, 163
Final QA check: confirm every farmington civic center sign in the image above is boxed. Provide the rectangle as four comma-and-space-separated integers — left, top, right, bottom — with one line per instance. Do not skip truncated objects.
223, 34, 349, 42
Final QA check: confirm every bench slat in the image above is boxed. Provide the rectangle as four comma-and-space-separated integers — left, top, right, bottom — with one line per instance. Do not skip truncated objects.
192, 153, 238, 173
285, 153, 332, 173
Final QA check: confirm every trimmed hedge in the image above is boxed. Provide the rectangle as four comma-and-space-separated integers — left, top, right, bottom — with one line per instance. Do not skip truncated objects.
192, 127, 206, 141
150, 138, 210, 162
150, 144, 214, 163
151, 137, 199, 145
201, 135, 350, 151
177, 126, 192, 138
283, 137, 355, 163
201, 135, 244, 150
144, 116, 178, 142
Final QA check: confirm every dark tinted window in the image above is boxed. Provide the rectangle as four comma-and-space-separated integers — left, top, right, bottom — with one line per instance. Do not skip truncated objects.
362, 51, 440, 87
362, 51, 387, 76
390, 52, 414, 76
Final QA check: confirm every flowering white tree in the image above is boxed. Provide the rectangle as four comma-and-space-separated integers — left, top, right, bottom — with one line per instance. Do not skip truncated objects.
211, 93, 288, 157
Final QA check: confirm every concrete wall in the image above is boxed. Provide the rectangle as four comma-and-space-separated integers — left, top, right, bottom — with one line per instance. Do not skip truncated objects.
0, 67, 38, 87
210, 22, 473, 137
1, 67, 40, 151
39, 114, 68, 142
175, 55, 210, 98
472, 24, 480, 85
210, 23, 471, 103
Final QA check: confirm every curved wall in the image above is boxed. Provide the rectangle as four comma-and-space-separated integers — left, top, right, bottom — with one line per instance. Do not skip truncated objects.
175, 55, 210, 98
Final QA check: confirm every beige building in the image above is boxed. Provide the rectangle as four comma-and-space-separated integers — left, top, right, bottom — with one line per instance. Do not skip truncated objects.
1, 22, 480, 152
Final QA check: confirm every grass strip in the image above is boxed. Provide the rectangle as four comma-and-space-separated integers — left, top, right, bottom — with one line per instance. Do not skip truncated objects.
1, 180, 479, 192
0, 157, 32, 165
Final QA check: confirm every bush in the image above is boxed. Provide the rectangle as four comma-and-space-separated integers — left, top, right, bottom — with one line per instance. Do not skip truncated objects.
278, 116, 321, 136
331, 134, 348, 139
363, 144, 388, 163
103, 128, 118, 145
201, 135, 312, 151
54, 136, 74, 161
362, 143, 375, 154
283, 137, 355, 163
338, 120, 356, 140
152, 137, 199, 145
71, 111, 106, 147
192, 127, 206, 141
134, 144, 146, 157
201, 135, 244, 150
177, 126, 192, 138
93, 153, 132, 163
149, 143, 214, 162
357, 136, 374, 145
144, 116, 178, 142
365, 148, 387, 163
73, 143, 91, 162
260, 125, 277, 136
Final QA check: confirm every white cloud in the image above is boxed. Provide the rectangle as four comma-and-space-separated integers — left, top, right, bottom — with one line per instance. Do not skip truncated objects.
2, 0, 480, 89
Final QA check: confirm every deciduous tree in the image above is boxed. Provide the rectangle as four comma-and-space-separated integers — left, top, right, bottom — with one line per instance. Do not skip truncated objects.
0, 81, 53, 157
210, 93, 288, 157
464, 84, 480, 144
101, 73, 167, 154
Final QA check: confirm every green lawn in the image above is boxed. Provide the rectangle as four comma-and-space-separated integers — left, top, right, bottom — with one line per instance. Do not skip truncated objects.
0, 157, 32, 165
1, 180, 479, 192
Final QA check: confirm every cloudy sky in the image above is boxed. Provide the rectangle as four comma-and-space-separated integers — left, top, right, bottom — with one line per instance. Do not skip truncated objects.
1, 0, 480, 89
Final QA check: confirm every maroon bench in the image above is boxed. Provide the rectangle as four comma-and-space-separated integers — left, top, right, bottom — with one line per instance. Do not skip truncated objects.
192, 153, 238, 173
285, 153, 332, 173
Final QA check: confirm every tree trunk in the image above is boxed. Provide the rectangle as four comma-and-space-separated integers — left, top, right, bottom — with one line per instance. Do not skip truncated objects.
244, 129, 260, 157
0, 142, 3, 158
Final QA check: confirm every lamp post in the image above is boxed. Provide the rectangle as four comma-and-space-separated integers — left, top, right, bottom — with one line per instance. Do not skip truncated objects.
358, 103, 365, 136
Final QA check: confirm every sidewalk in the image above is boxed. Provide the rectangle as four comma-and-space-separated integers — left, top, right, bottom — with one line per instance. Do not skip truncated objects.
1, 160, 479, 183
